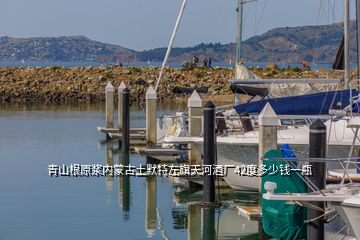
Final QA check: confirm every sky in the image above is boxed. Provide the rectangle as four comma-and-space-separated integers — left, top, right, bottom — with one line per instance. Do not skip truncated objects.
0, 0, 356, 51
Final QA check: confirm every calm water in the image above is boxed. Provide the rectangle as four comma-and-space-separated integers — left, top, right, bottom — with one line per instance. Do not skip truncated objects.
0, 60, 343, 69
0, 103, 265, 240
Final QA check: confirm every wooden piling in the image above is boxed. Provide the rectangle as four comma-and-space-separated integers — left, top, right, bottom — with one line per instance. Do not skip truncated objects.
118, 81, 126, 131
188, 90, 203, 165
203, 101, 216, 204
105, 82, 114, 130
146, 86, 157, 145
258, 103, 278, 192
122, 88, 130, 154
308, 119, 326, 240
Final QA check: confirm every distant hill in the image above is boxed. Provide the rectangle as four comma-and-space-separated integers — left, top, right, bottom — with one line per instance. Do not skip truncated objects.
0, 21, 357, 64
138, 21, 357, 64
0, 35, 135, 62
241, 21, 357, 63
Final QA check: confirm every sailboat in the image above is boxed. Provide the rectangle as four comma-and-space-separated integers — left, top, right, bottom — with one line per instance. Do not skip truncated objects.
261, 2, 360, 239
164, 0, 360, 192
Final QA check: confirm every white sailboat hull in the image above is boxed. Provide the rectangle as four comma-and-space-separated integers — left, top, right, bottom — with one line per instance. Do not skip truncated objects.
198, 142, 351, 192
334, 198, 360, 239
164, 119, 359, 191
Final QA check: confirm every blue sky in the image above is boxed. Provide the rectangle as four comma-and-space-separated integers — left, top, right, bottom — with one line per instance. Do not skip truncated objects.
0, 0, 355, 50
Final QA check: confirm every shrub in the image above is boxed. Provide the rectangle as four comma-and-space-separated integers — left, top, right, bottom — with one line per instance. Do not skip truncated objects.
50, 65, 62, 70
290, 66, 301, 72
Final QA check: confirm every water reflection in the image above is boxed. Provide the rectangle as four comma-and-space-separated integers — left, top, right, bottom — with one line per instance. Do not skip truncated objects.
171, 208, 188, 230
118, 146, 131, 220
101, 145, 266, 239
203, 208, 216, 240
170, 182, 265, 240
188, 204, 201, 240
105, 143, 114, 191
145, 156, 157, 236
0, 103, 272, 240
0, 102, 187, 113
145, 175, 157, 236
97, 109, 267, 240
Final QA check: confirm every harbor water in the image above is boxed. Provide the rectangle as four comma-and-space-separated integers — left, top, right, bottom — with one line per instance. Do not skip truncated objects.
0, 103, 270, 240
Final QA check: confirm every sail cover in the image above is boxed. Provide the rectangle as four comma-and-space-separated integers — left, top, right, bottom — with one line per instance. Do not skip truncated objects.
234, 63, 339, 98
235, 63, 260, 79
234, 89, 359, 115
230, 84, 269, 97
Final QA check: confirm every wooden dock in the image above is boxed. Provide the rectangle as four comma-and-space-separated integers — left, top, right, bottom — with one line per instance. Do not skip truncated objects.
183, 176, 231, 189
97, 127, 146, 134
97, 127, 146, 142
108, 132, 146, 140
173, 188, 237, 205
236, 206, 262, 221
98, 138, 147, 146
133, 147, 187, 162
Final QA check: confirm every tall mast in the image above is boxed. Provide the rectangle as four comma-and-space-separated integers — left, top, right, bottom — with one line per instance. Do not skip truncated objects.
236, 0, 244, 64
357, 0, 360, 91
234, 0, 244, 104
155, 0, 188, 92
344, 0, 350, 89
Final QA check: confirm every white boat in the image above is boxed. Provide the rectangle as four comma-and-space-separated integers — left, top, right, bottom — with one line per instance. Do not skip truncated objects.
164, 117, 360, 191
162, 0, 360, 190
263, 181, 360, 239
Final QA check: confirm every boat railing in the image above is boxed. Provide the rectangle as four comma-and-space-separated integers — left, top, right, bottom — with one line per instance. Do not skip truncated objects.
157, 113, 336, 139
215, 104, 234, 111
262, 156, 360, 232
261, 156, 360, 193
157, 113, 336, 121
228, 78, 341, 85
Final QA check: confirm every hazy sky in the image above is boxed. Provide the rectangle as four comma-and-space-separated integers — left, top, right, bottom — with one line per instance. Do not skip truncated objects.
0, 0, 356, 50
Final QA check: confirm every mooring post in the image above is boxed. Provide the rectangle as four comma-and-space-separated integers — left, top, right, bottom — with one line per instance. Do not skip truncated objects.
308, 119, 326, 240
258, 103, 278, 192
188, 90, 203, 165
118, 82, 126, 131
203, 101, 216, 204
122, 87, 130, 154
105, 82, 114, 132
146, 86, 157, 146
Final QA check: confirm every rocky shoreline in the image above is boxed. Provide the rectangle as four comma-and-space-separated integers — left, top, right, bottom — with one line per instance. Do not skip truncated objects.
0, 65, 356, 104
